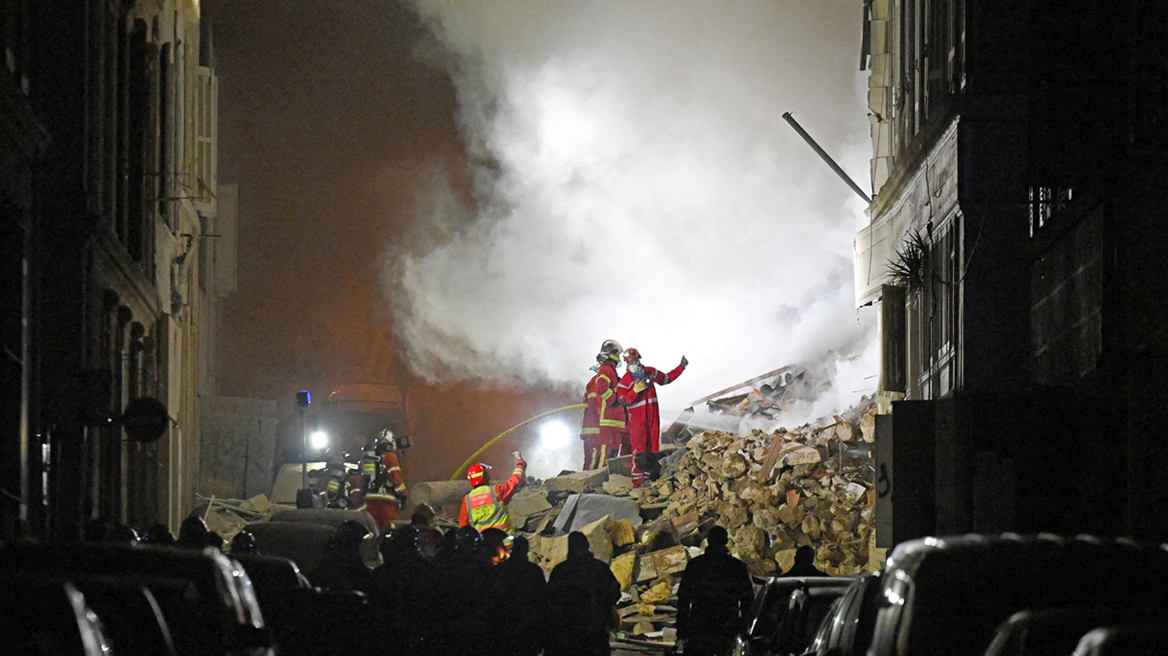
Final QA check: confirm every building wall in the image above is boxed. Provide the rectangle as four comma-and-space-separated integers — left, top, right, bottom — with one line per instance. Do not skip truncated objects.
860, 0, 1168, 542
199, 396, 278, 501
1, 0, 221, 541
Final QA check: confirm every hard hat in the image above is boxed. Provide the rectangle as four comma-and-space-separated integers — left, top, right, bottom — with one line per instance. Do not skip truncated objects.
599, 339, 623, 360
467, 462, 490, 487
622, 347, 642, 362
336, 520, 371, 548
231, 530, 258, 554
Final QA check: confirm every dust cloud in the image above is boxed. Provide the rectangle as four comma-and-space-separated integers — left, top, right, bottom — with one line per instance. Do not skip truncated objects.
387, 0, 878, 468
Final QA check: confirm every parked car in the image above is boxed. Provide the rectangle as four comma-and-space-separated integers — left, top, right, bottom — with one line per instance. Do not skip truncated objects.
734, 576, 856, 656
0, 575, 112, 656
984, 607, 1168, 656
1073, 623, 1168, 656
802, 571, 884, 656
867, 534, 1168, 656
231, 552, 374, 656
0, 541, 275, 656
75, 576, 179, 656
242, 509, 381, 574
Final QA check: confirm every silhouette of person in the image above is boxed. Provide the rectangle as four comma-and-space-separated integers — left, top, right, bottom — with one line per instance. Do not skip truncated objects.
486, 535, 548, 656
373, 525, 434, 655
545, 531, 621, 656
307, 520, 374, 593
676, 525, 755, 656
176, 515, 210, 549
781, 545, 828, 577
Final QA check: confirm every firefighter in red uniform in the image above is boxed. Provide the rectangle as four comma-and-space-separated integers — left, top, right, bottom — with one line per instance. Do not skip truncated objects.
459, 451, 527, 534
580, 339, 627, 470
617, 348, 687, 488
364, 430, 408, 532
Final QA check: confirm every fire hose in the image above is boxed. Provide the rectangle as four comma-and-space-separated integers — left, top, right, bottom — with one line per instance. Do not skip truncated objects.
449, 404, 586, 481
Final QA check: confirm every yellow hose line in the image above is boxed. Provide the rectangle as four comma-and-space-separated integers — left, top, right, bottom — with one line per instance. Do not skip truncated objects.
450, 404, 586, 480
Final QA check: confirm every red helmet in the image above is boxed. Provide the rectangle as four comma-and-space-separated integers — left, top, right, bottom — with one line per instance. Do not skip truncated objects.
467, 463, 490, 487
622, 347, 642, 362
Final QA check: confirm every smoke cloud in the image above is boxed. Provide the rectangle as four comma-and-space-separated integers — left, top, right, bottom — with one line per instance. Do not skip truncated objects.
388, 1, 878, 439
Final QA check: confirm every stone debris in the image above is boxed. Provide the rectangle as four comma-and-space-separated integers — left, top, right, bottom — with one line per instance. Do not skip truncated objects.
544, 468, 610, 494
510, 396, 879, 655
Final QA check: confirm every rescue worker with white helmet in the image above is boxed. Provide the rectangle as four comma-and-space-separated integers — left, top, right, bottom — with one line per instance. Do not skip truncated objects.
459, 451, 527, 534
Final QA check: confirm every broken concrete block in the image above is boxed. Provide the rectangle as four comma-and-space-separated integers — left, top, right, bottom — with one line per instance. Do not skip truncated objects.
775, 548, 796, 573
580, 515, 614, 563
545, 468, 609, 494
634, 621, 654, 635
784, 446, 822, 466
602, 474, 633, 495
508, 488, 552, 518
636, 545, 689, 582
835, 421, 856, 442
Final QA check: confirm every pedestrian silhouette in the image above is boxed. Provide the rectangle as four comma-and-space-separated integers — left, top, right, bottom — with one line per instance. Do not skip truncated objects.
486, 535, 548, 656
545, 531, 621, 656
307, 520, 374, 593
781, 545, 828, 577
373, 525, 434, 656
676, 525, 754, 656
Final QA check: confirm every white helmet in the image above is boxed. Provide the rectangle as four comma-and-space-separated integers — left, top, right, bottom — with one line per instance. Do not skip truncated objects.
598, 339, 623, 363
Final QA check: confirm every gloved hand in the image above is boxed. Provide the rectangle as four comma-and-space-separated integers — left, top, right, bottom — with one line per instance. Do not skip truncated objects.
633, 380, 649, 393
680, 355, 689, 368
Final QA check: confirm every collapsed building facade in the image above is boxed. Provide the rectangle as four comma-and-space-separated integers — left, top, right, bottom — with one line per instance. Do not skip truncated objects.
854, 0, 1168, 543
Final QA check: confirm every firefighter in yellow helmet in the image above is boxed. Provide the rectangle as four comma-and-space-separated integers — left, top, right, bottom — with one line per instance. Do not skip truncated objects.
459, 451, 527, 534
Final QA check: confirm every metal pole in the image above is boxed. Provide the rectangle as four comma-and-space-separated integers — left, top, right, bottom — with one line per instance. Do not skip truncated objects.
782, 112, 872, 204
300, 406, 307, 490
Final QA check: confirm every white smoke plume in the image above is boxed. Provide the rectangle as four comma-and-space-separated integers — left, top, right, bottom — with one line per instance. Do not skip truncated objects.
389, 1, 879, 436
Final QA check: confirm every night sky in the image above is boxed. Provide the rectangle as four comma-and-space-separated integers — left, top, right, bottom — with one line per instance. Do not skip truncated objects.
204, 0, 873, 487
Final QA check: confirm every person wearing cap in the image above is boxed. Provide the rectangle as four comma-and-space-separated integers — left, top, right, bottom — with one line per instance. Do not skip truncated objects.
459, 451, 527, 534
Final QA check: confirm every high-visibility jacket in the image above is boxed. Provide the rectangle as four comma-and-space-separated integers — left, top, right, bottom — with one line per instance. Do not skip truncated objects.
463, 485, 511, 533
459, 460, 526, 533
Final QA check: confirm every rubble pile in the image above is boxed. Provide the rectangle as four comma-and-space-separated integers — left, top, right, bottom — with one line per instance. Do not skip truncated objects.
511, 399, 880, 653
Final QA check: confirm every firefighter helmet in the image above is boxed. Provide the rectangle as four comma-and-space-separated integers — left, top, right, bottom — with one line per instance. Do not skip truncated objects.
622, 347, 642, 362
599, 339, 623, 362
467, 462, 490, 487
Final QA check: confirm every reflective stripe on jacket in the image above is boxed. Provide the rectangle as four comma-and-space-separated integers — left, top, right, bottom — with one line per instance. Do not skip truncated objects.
464, 484, 512, 533
584, 361, 627, 433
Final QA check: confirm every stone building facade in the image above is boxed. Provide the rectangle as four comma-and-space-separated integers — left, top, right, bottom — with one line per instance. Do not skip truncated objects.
855, 0, 1168, 543
0, 0, 226, 541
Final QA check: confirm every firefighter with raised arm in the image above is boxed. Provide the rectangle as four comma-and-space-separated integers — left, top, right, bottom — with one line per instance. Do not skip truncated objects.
617, 348, 687, 487
459, 451, 527, 534
580, 339, 628, 470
